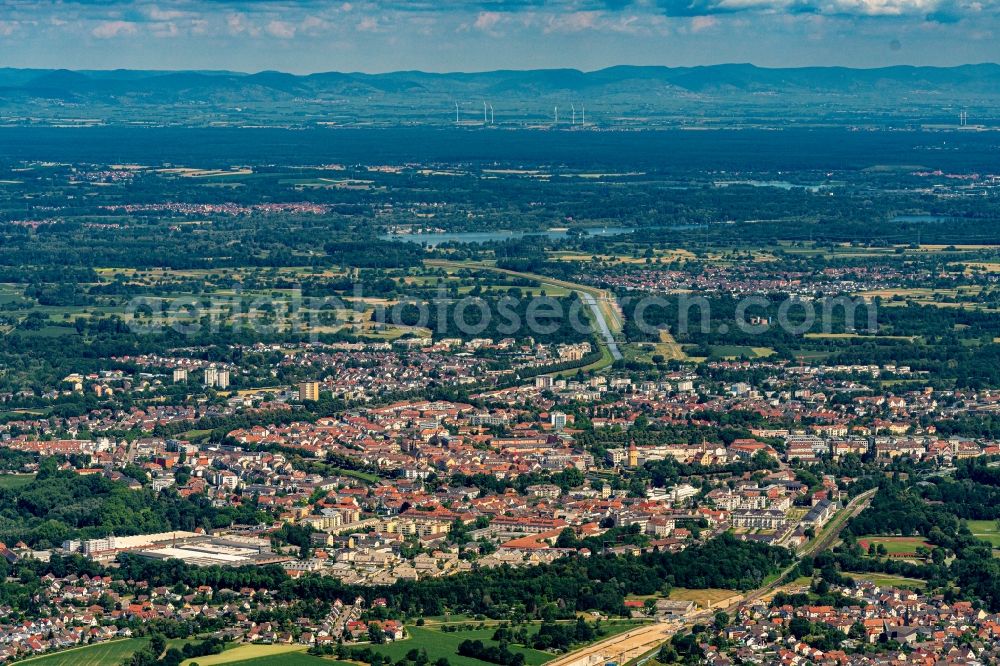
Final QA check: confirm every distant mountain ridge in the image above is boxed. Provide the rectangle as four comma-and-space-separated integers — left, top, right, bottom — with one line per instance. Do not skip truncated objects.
4, 63, 1000, 94
2, 63, 998, 126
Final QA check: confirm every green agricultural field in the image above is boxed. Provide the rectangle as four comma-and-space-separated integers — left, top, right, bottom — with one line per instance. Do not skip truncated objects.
966, 520, 1000, 548
180, 644, 307, 666
367, 626, 555, 666
15, 639, 148, 666
210, 653, 340, 666
181, 643, 306, 666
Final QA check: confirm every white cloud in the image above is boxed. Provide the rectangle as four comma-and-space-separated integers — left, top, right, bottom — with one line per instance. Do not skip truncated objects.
301, 16, 330, 34
150, 21, 179, 38
544, 10, 603, 32
474, 11, 505, 33
91, 20, 138, 39
691, 15, 719, 30
710, 0, 975, 17
148, 7, 187, 22
266, 20, 296, 38
226, 12, 260, 37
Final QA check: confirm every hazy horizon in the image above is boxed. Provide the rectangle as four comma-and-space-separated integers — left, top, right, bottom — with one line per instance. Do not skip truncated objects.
5, 62, 1000, 75
1, 0, 998, 74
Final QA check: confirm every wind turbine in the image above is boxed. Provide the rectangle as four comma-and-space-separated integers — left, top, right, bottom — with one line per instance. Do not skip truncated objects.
571, 104, 576, 125
484, 101, 488, 124
554, 106, 558, 124
489, 103, 494, 124
454, 101, 459, 123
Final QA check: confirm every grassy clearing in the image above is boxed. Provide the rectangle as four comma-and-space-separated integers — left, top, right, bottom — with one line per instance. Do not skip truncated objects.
328, 467, 380, 483
707, 345, 774, 360
655, 329, 687, 361
16, 639, 148, 666
0, 473, 36, 490
966, 520, 1000, 547
847, 573, 927, 589
858, 536, 931, 556
179, 429, 213, 442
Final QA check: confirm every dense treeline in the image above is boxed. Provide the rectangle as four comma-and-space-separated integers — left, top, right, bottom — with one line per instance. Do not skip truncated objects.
0, 463, 268, 548
457, 640, 524, 666
117, 533, 792, 619
618, 292, 1000, 388
842, 471, 1000, 611
450, 468, 584, 496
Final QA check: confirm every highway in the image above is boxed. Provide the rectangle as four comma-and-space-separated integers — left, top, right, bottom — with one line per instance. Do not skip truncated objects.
425, 259, 624, 363
578, 292, 622, 361
424, 259, 883, 665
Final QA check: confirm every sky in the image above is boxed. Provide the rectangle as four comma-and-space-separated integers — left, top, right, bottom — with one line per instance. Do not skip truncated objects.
0, 0, 997, 72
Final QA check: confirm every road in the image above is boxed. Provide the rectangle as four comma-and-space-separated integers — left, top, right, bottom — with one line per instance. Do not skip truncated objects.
425, 259, 881, 663
548, 488, 878, 666
426, 259, 624, 363
578, 292, 622, 361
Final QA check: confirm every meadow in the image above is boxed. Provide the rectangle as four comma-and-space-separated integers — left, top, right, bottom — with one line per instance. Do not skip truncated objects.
966, 520, 1000, 548
858, 536, 931, 557
0, 473, 36, 490
847, 573, 927, 589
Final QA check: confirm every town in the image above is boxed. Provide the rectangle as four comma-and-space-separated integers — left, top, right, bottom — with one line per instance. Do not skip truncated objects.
1, 116, 1000, 666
